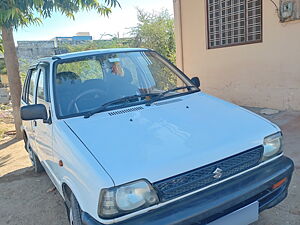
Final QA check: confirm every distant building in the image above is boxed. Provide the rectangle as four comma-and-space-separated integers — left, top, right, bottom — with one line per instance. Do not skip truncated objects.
76, 32, 91, 36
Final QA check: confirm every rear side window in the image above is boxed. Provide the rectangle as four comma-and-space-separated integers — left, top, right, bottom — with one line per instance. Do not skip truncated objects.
28, 69, 39, 104
36, 68, 46, 103
21, 71, 30, 103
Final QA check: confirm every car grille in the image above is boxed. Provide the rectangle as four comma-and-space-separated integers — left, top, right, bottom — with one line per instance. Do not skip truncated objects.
153, 146, 264, 202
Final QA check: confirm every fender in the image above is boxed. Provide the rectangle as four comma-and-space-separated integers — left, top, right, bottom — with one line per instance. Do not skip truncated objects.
61, 176, 83, 207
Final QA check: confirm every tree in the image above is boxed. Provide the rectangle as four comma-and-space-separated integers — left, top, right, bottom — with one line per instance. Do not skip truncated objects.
0, 0, 119, 139
60, 37, 131, 53
130, 9, 177, 90
130, 9, 176, 63
60, 8, 176, 64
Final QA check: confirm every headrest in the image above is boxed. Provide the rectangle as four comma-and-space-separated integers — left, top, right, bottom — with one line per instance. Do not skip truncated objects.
56, 71, 81, 85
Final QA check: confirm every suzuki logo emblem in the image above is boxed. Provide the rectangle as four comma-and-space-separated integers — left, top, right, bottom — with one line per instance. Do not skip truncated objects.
213, 168, 223, 179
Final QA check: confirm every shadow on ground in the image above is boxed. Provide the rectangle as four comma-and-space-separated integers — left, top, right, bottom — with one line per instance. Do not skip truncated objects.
0, 138, 19, 151
0, 138, 31, 177
0, 153, 11, 167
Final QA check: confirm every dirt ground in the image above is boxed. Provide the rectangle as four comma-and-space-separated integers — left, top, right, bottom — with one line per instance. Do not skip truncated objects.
0, 107, 299, 225
250, 108, 300, 225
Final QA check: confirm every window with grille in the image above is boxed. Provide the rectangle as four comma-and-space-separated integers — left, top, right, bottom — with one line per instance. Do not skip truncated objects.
207, 0, 262, 49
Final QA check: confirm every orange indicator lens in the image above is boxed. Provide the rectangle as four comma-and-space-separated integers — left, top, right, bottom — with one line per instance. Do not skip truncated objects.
272, 178, 287, 190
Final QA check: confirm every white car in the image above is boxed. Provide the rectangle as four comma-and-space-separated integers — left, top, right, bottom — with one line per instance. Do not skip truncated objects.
21, 48, 294, 225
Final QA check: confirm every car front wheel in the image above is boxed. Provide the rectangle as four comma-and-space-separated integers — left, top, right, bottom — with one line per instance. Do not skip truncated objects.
69, 194, 83, 225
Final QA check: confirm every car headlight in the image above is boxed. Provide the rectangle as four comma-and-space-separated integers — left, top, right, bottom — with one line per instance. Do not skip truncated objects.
262, 132, 283, 161
98, 179, 159, 219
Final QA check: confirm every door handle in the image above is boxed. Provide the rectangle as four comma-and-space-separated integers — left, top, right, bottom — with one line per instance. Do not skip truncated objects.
33, 120, 37, 127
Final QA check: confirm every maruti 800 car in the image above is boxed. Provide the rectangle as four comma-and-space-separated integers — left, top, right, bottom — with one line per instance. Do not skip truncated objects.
20, 48, 294, 225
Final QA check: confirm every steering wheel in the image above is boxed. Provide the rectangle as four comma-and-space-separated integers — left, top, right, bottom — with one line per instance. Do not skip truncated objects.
67, 89, 105, 114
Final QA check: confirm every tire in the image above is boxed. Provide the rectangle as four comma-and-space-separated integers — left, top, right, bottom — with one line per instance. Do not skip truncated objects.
69, 194, 83, 225
26, 140, 44, 173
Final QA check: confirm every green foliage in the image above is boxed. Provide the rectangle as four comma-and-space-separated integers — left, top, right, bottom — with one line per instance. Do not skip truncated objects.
0, 59, 7, 75
0, 0, 41, 28
18, 59, 30, 83
130, 9, 177, 90
60, 38, 132, 53
61, 8, 176, 64
149, 58, 177, 91
0, 33, 3, 53
0, 33, 6, 74
57, 59, 103, 81
0, 0, 120, 28
130, 9, 176, 63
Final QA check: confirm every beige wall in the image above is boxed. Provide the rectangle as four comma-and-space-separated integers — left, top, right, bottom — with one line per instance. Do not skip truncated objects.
174, 0, 300, 110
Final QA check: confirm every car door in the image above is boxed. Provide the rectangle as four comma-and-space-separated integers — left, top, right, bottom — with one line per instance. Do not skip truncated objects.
22, 68, 39, 151
33, 64, 53, 171
21, 70, 31, 137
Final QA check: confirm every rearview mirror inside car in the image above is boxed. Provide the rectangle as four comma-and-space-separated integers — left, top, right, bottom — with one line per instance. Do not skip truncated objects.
21, 104, 48, 121
191, 77, 200, 88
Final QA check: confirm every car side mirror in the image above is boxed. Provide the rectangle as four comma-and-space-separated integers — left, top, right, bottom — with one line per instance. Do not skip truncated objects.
21, 104, 48, 121
191, 77, 200, 88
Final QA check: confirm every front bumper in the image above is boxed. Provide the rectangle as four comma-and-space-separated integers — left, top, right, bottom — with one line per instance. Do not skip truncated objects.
82, 156, 294, 225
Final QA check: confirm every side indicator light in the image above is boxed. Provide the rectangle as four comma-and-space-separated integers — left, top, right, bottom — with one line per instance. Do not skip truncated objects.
59, 160, 64, 167
272, 178, 287, 190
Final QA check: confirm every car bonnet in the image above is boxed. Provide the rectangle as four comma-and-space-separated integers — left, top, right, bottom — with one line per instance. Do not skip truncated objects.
64, 92, 279, 185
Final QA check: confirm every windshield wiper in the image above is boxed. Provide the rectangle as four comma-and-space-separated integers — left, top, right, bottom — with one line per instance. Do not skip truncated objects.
145, 86, 195, 106
83, 93, 159, 118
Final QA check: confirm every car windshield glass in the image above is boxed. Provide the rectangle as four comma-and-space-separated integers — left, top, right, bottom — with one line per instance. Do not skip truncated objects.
54, 51, 197, 118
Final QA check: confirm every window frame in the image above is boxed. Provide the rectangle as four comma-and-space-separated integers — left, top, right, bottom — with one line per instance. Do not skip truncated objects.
28, 68, 40, 105
21, 70, 32, 104
22, 68, 39, 105
206, 0, 263, 49
36, 64, 50, 103
36, 68, 46, 103
22, 62, 51, 106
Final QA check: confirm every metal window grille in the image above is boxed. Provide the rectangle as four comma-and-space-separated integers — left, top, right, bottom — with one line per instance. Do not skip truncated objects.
207, 0, 262, 49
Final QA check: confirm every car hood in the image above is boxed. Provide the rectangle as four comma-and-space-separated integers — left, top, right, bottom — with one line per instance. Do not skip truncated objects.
64, 92, 279, 185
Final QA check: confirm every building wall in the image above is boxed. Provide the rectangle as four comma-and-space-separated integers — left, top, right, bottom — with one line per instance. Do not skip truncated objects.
17, 39, 92, 64
174, 0, 300, 111
17, 41, 56, 62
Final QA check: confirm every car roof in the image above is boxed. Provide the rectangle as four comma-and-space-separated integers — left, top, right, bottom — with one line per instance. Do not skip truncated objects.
36, 48, 150, 64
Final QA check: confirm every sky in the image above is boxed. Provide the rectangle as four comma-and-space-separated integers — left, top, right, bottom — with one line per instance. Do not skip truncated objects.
14, 0, 174, 42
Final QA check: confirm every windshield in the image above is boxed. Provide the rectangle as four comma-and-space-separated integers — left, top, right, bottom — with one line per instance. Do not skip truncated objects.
54, 51, 197, 118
